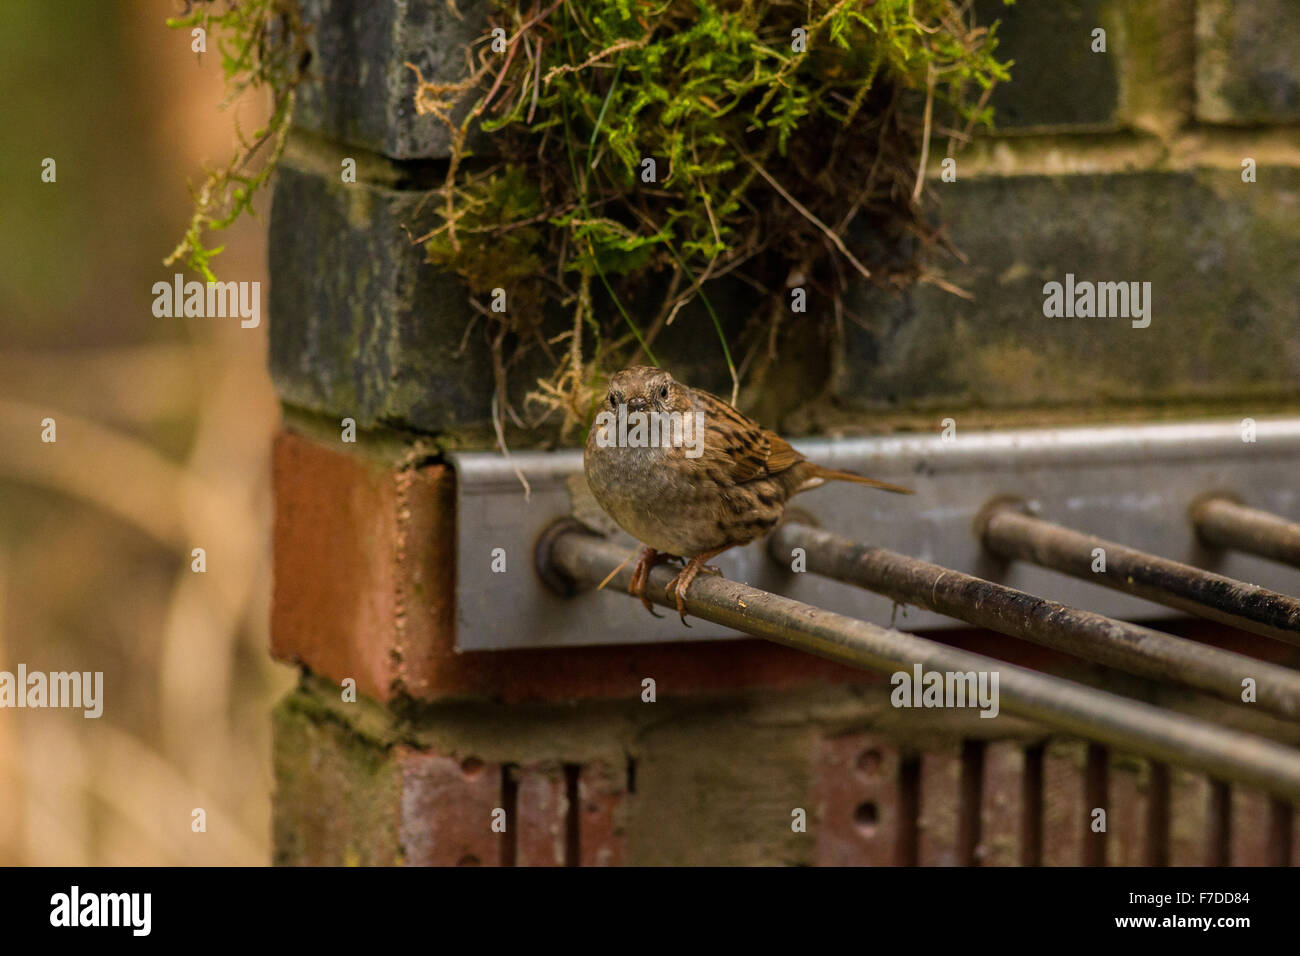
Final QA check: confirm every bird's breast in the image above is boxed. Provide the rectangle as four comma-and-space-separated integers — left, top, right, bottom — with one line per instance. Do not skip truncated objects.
584, 440, 727, 557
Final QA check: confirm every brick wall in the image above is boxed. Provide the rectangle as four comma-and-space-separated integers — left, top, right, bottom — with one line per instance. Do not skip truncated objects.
269, 1, 1300, 865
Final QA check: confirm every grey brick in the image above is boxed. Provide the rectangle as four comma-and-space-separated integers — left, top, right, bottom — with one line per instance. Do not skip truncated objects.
834, 169, 1300, 410
293, 0, 492, 159
976, 0, 1121, 131
268, 156, 504, 431
1196, 0, 1300, 124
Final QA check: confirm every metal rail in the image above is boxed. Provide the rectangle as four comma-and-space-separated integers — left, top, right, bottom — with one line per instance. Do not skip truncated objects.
980, 501, 1300, 645
769, 521, 1300, 722
1193, 495, 1300, 570
540, 526, 1300, 801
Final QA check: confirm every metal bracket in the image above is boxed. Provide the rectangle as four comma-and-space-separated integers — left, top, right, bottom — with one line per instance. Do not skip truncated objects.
450, 419, 1300, 651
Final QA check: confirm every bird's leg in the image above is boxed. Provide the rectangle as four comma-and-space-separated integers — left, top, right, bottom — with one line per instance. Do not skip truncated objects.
666, 546, 731, 625
628, 547, 671, 616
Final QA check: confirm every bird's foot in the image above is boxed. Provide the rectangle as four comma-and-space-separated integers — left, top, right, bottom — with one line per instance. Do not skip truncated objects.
665, 548, 730, 625
628, 547, 671, 617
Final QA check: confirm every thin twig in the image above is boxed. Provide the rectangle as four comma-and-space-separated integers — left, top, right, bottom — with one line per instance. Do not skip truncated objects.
491, 377, 532, 500
543, 36, 649, 85
911, 63, 936, 205
597, 554, 633, 591
737, 147, 872, 281
528, 36, 543, 122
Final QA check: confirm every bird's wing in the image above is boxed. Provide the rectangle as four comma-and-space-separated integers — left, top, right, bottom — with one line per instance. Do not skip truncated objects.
695, 388, 804, 483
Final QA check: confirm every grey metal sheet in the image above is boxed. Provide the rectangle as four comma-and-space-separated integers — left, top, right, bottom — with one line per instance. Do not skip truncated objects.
451, 419, 1300, 650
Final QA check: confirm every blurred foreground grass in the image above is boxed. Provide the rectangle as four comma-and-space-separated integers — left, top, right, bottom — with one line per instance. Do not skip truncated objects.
0, 0, 295, 864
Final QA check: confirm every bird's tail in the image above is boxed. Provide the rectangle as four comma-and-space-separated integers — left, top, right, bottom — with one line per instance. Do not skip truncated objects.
803, 464, 913, 495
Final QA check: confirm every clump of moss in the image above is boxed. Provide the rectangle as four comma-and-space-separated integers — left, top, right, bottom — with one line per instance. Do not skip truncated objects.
411, 0, 1011, 435
164, 0, 309, 281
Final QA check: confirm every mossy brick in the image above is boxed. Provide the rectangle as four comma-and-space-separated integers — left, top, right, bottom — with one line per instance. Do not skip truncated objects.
268, 156, 509, 432
834, 169, 1300, 411
293, 0, 492, 159
1197, 0, 1300, 124
272, 694, 507, 865
273, 681, 887, 866
272, 697, 404, 865
627, 711, 816, 865
974, 0, 1120, 131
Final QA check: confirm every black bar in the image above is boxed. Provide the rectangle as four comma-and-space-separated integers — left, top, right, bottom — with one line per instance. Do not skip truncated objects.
1193, 495, 1300, 570
980, 502, 1300, 645
770, 521, 1300, 722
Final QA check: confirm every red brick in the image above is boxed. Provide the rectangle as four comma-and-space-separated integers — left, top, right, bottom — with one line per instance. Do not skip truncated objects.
812, 733, 901, 866
1168, 769, 1209, 866
514, 764, 567, 867
398, 748, 502, 866
271, 431, 448, 701
1041, 741, 1086, 866
1228, 787, 1273, 866
918, 748, 961, 866
1106, 759, 1147, 867
978, 742, 1023, 866
578, 762, 628, 867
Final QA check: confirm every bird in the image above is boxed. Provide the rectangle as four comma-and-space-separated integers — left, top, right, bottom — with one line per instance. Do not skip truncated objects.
583, 366, 913, 623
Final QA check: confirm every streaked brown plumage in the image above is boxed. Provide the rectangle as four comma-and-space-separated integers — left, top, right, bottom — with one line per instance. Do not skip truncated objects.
584, 366, 912, 622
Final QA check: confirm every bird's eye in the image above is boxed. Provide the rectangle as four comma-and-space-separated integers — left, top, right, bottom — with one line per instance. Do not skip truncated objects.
659, 386, 668, 398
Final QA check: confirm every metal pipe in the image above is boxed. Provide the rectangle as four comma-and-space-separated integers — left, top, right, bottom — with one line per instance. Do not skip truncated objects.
980, 502, 1300, 646
770, 521, 1300, 722
1193, 495, 1300, 570
542, 528, 1300, 801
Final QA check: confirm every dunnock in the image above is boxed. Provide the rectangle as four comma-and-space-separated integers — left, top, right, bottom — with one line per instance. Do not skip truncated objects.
584, 366, 912, 622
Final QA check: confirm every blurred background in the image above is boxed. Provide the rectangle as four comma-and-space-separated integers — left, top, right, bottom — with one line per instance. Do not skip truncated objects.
0, 0, 292, 864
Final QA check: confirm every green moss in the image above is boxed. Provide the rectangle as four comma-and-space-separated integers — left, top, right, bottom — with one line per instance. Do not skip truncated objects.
165, 0, 309, 281
413, 0, 1013, 431
271, 689, 405, 865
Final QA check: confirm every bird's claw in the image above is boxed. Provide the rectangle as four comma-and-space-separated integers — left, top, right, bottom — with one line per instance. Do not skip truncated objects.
628, 547, 668, 618
665, 555, 728, 626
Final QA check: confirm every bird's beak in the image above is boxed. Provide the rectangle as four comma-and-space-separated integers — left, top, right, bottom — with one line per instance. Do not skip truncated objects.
627, 397, 648, 412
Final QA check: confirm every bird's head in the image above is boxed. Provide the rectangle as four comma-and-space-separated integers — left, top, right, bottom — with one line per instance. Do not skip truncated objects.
604, 366, 692, 415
